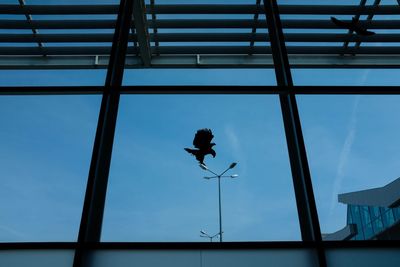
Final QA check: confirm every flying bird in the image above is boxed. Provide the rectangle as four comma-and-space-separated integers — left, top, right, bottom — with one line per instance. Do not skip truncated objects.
331, 16, 375, 36
184, 128, 216, 165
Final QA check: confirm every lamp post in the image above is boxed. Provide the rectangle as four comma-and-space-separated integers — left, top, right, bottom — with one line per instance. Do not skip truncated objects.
200, 230, 221, 242
199, 162, 238, 242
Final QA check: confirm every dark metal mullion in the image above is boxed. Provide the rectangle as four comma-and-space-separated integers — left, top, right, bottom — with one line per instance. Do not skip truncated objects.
3, 4, 400, 15
3, 85, 400, 95
4, 19, 400, 30
18, 0, 45, 56
249, 0, 261, 55
263, 1, 326, 267
342, 0, 367, 52
355, 0, 381, 50
151, 0, 160, 56
73, 0, 133, 267
130, 27, 139, 57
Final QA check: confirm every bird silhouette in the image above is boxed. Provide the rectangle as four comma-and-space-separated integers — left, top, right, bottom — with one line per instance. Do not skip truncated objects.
331, 16, 375, 36
184, 128, 216, 165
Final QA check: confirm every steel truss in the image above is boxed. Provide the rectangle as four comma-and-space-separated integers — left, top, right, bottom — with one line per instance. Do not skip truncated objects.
1, 3, 400, 68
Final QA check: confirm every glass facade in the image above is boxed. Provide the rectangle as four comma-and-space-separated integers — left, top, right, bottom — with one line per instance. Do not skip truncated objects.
1, 0, 400, 267
348, 205, 400, 240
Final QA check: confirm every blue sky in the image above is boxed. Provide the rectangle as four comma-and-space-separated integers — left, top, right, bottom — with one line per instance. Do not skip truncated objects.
1, 0, 400, 242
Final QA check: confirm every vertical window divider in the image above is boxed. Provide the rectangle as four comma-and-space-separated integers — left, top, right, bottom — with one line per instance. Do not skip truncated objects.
73, 1, 134, 267
262, 1, 327, 267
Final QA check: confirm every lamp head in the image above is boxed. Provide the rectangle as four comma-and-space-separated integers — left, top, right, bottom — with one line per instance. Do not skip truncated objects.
229, 162, 237, 169
199, 163, 208, 170
230, 174, 239, 178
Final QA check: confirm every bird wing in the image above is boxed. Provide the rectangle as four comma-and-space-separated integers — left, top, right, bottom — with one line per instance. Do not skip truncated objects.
193, 128, 214, 149
331, 17, 351, 28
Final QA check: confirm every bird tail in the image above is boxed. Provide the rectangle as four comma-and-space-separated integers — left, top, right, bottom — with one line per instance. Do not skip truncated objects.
210, 149, 216, 158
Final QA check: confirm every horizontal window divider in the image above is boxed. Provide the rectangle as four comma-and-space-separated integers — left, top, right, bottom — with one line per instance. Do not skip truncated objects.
0, 242, 78, 250
1, 241, 400, 250
2, 86, 400, 95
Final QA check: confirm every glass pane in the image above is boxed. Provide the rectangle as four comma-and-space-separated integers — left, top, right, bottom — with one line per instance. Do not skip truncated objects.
346, 207, 351, 224
360, 206, 371, 226
0, 70, 108, 87
298, 95, 400, 240
124, 1, 276, 85
381, 207, 395, 227
102, 95, 299, 241
326, 249, 400, 267
291, 69, 400, 86
90, 249, 318, 267
0, 0, 119, 85
393, 207, 400, 220
123, 69, 277, 86
0, 95, 101, 241
280, 0, 399, 74
0, 250, 74, 267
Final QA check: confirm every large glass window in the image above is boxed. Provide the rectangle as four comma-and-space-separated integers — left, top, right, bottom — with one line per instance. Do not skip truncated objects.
298, 95, 400, 240
102, 95, 300, 241
0, 95, 101, 241
0, 0, 119, 86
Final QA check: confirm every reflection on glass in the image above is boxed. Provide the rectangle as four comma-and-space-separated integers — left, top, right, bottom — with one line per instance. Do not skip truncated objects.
102, 95, 299, 241
298, 95, 400, 241
0, 96, 101, 241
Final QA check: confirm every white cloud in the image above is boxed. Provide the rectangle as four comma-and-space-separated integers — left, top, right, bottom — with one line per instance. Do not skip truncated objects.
224, 125, 247, 175
329, 96, 360, 215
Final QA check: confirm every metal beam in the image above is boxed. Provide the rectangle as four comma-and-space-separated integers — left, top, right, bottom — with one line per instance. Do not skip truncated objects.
3, 19, 400, 30
72, 3, 133, 267
132, 0, 152, 66
3, 85, 400, 96
1, 54, 400, 69
74, 6, 133, 267
3, 46, 400, 56
265, 0, 326, 266
3, 33, 400, 43
1, 4, 400, 15
0, 33, 116, 43
249, 0, 262, 55
148, 46, 400, 55
18, 0, 44, 55
0, 20, 117, 29
150, 0, 160, 55
0, 4, 119, 14
342, 0, 367, 51
264, 0, 325, 259
149, 4, 400, 15
355, 0, 381, 49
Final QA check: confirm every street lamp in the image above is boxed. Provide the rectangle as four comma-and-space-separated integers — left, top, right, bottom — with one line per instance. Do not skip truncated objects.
200, 230, 221, 242
199, 162, 238, 242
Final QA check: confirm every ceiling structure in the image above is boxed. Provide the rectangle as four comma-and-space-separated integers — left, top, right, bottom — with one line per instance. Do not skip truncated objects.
1, 1, 400, 69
